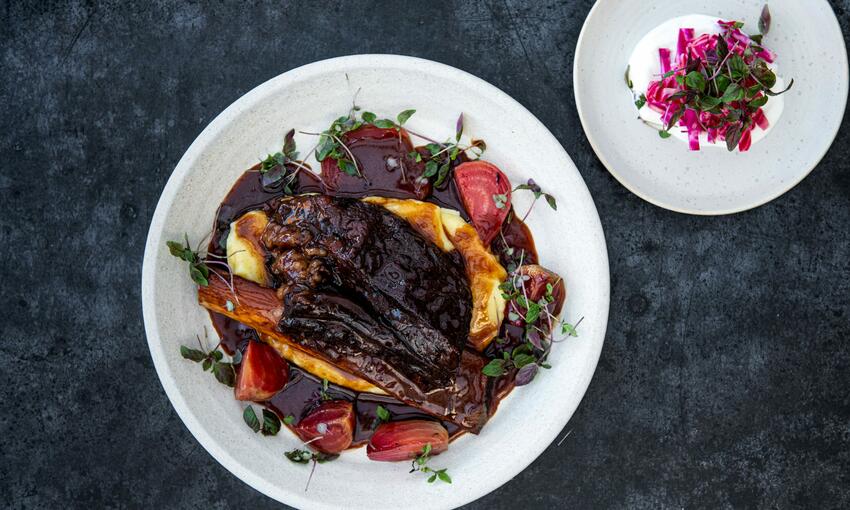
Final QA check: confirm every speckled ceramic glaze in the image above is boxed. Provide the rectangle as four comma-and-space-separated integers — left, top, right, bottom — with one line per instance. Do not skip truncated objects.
142, 55, 609, 510
575, 0, 848, 215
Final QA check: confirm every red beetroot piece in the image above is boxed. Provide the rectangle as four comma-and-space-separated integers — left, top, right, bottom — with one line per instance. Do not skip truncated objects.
234, 340, 289, 401
453, 161, 512, 245
294, 400, 355, 454
366, 420, 449, 462
517, 264, 566, 315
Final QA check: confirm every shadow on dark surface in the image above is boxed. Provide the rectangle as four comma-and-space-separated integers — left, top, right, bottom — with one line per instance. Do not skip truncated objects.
1, 0, 849, 508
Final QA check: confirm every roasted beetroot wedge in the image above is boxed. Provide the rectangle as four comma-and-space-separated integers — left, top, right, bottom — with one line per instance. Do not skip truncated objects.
234, 341, 289, 401
517, 264, 566, 316
454, 161, 512, 245
367, 420, 449, 462
294, 400, 355, 454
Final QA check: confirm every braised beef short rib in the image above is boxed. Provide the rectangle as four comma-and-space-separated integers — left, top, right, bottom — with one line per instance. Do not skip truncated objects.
200, 195, 490, 430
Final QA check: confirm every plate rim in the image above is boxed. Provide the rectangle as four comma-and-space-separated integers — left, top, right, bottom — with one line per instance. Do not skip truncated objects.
573, 0, 850, 216
142, 53, 610, 509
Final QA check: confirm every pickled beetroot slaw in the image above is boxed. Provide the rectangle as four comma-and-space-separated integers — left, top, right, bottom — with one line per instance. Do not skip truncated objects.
637, 7, 793, 152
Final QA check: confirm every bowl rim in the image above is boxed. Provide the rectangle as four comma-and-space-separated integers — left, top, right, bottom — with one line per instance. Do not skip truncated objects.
573, 0, 850, 216
142, 53, 610, 509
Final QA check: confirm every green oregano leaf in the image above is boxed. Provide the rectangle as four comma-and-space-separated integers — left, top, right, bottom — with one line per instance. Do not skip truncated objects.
482, 358, 507, 377
261, 409, 281, 436
243, 406, 261, 433
721, 83, 744, 103
376, 405, 390, 422
373, 119, 395, 129
213, 362, 236, 387
285, 449, 313, 464
337, 158, 358, 176
512, 353, 536, 369
180, 345, 207, 362
424, 160, 438, 177
434, 161, 452, 187
396, 109, 416, 125
685, 71, 706, 92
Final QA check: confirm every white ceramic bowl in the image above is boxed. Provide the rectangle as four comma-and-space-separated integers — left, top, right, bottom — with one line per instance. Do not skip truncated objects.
142, 55, 609, 510
575, 0, 848, 215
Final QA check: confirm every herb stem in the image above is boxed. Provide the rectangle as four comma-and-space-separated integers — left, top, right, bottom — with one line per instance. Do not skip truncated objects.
207, 249, 245, 259
207, 266, 240, 305
299, 130, 361, 177
519, 195, 540, 223
305, 458, 318, 492
707, 49, 734, 81
404, 128, 440, 144
194, 230, 212, 254
289, 139, 321, 179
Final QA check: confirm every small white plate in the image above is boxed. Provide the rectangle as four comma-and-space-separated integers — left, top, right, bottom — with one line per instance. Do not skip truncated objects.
142, 55, 610, 509
574, 0, 848, 215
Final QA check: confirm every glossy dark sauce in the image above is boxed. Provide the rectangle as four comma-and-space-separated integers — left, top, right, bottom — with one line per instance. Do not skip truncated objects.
206, 129, 538, 448
210, 311, 258, 355
322, 126, 470, 220
264, 367, 461, 447
492, 213, 538, 266
321, 126, 427, 200
428, 179, 469, 222
208, 165, 322, 256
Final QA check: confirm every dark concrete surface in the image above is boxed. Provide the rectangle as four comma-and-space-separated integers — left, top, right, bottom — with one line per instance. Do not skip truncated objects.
2, 1, 849, 508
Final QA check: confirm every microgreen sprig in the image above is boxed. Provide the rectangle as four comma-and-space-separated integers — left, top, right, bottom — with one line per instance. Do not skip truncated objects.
412, 113, 486, 188
259, 128, 315, 194
482, 245, 583, 385
319, 378, 331, 401
410, 444, 451, 484
260, 128, 298, 173
180, 336, 237, 387
308, 108, 417, 177
167, 235, 211, 287
481, 317, 583, 385
285, 446, 339, 492
310, 113, 363, 177
166, 235, 240, 303
243, 405, 282, 436
285, 448, 338, 464
494, 178, 557, 222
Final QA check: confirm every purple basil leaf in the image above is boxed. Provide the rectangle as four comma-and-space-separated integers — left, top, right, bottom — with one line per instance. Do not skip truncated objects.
455, 113, 464, 141
283, 128, 296, 157
724, 123, 743, 152
527, 330, 544, 350
759, 4, 771, 35
515, 363, 538, 386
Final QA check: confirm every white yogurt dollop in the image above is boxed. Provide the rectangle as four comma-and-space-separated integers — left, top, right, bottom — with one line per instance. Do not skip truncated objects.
627, 14, 784, 149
